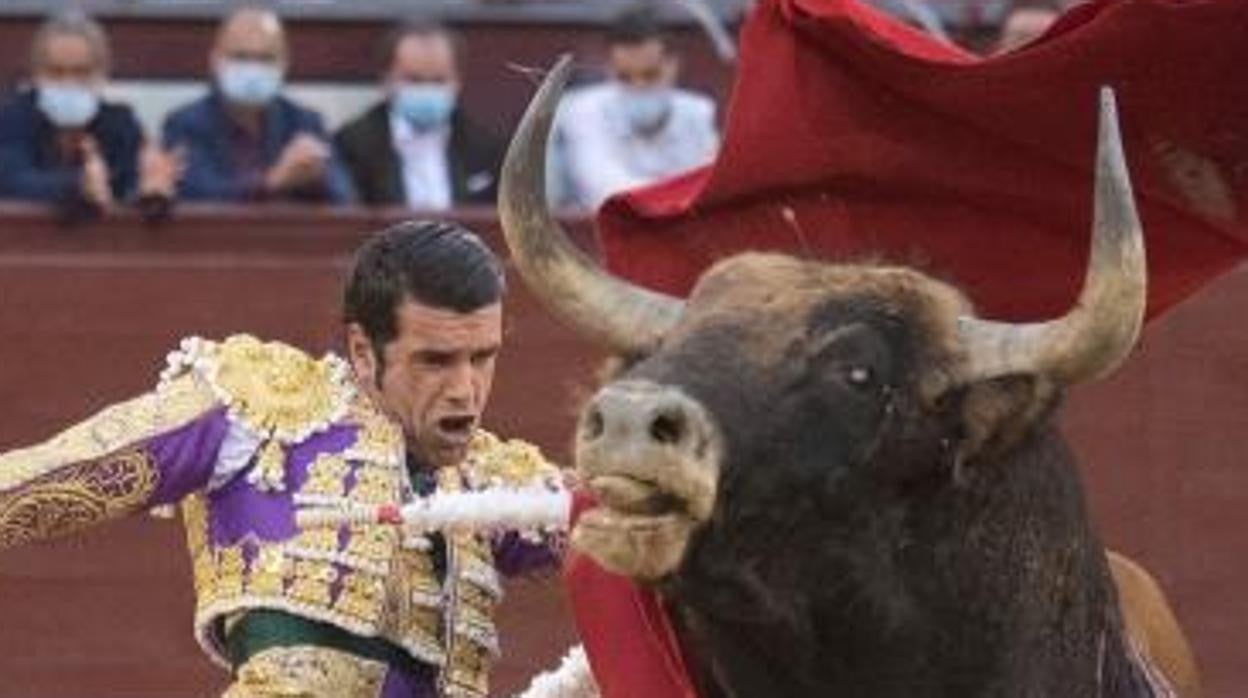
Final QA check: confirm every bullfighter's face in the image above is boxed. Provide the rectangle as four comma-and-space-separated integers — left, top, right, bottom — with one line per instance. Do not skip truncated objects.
349, 299, 502, 469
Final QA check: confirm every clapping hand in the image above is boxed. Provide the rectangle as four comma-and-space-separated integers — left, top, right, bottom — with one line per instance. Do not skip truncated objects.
264, 133, 330, 193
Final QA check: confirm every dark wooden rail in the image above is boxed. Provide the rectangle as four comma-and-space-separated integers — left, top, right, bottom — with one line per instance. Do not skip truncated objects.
0, 204, 1242, 696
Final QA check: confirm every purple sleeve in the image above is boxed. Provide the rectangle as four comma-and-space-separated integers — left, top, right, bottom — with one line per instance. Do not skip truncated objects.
492, 530, 563, 578
0, 404, 230, 551
144, 407, 232, 506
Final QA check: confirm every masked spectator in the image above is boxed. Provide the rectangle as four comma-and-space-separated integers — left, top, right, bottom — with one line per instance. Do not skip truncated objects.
552, 5, 719, 210
336, 23, 503, 209
0, 13, 144, 218
161, 7, 354, 203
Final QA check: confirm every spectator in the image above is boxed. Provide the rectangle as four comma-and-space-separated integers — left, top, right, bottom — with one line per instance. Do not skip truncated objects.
161, 7, 353, 204
0, 13, 147, 218
552, 5, 719, 210
335, 23, 503, 209
996, 0, 1064, 53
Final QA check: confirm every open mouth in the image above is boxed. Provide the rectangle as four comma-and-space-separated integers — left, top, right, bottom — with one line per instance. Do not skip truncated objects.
574, 473, 700, 579
584, 474, 690, 523
434, 415, 476, 442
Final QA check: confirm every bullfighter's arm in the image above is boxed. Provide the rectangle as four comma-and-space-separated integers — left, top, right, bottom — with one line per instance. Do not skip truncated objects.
0, 333, 351, 552
0, 371, 226, 551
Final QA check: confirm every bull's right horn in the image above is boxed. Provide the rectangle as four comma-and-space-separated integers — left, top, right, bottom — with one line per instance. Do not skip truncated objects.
498, 55, 684, 353
954, 88, 1147, 388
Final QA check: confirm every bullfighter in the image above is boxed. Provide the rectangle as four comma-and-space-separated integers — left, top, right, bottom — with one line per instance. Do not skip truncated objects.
0, 220, 566, 698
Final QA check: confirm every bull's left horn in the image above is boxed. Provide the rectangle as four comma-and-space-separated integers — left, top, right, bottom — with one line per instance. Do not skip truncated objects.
498, 55, 684, 353
956, 88, 1146, 386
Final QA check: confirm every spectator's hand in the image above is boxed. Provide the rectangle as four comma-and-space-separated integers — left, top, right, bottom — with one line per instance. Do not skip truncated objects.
265, 134, 330, 193
79, 137, 114, 210
138, 144, 185, 200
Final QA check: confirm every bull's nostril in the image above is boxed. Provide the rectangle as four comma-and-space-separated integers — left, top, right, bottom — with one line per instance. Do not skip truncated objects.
649, 410, 687, 446
583, 407, 605, 441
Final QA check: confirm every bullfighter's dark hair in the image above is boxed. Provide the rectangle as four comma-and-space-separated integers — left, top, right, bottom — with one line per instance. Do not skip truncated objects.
342, 220, 505, 352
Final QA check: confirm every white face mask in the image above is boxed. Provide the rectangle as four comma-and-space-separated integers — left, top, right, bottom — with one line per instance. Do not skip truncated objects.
391, 83, 457, 131
36, 82, 100, 128
618, 85, 673, 134
217, 59, 284, 107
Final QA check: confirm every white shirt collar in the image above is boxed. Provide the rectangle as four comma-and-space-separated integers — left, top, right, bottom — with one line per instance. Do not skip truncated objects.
388, 109, 453, 210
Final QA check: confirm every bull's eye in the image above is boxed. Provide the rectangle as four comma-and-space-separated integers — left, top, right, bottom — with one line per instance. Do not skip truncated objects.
847, 366, 873, 387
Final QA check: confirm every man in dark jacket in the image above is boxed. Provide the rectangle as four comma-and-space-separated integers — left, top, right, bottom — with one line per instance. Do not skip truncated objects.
335, 23, 503, 209
161, 7, 353, 204
0, 13, 145, 218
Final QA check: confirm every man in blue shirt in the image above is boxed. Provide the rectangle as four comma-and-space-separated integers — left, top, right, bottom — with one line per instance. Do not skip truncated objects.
161, 8, 354, 204
0, 13, 151, 218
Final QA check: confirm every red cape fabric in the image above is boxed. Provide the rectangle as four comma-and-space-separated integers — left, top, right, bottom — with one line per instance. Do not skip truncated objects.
563, 491, 699, 698
571, 1, 1247, 696
598, 0, 1248, 322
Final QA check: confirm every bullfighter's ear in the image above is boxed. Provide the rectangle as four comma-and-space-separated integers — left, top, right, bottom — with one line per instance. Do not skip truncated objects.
956, 374, 1060, 466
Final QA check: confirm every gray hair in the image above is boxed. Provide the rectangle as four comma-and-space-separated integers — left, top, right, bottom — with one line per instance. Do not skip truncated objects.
29, 12, 112, 74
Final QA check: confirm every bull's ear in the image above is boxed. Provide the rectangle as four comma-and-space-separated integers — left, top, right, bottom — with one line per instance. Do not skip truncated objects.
956, 375, 1060, 465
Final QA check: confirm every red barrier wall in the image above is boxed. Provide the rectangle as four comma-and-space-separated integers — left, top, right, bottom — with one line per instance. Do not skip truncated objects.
0, 205, 1243, 696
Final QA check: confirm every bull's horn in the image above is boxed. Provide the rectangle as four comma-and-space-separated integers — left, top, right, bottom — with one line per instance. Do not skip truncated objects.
498, 55, 684, 352
956, 88, 1146, 386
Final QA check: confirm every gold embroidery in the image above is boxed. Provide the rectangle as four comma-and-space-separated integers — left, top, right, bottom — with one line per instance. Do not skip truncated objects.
349, 465, 400, 504
218, 547, 246, 598
335, 570, 387, 623
182, 494, 218, 605
0, 374, 215, 493
457, 584, 496, 613
289, 560, 338, 607
343, 395, 404, 467
0, 447, 159, 550
182, 494, 209, 555
247, 547, 289, 597
223, 645, 386, 698
443, 642, 491, 698
462, 430, 562, 490
292, 527, 340, 555
208, 335, 353, 443
301, 454, 351, 500
252, 441, 288, 494
344, 524, 399, 563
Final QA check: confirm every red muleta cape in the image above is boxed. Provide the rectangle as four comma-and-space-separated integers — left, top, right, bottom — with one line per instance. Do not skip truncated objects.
567, 0, 1248, 696
599, 0, 1248, 322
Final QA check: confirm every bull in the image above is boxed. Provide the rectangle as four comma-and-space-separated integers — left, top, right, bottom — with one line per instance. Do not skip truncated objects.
500, 58, 1200, 697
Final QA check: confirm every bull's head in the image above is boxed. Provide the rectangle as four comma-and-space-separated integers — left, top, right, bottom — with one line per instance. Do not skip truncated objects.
501, 57, 1145, 583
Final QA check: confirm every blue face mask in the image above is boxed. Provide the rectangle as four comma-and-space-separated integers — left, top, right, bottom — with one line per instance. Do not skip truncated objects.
392, 83, 456, 131
619, 86, 673, 134
37, 83, 100, 128
217, 59, 284, 107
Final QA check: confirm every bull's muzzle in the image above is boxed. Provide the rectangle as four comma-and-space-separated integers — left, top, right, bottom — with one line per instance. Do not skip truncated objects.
577, 380, 720, 523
